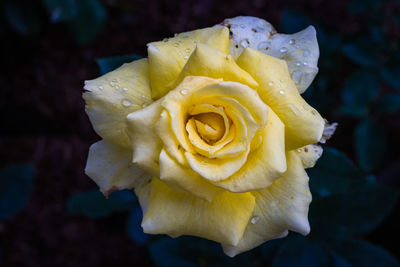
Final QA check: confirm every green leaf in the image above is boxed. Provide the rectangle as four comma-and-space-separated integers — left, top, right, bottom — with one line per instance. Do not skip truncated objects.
342, 44, 378, 67
333, 239, 399, 267
66, 0, 107, 45
354, 119, 386, 172
339, 70, 379, 118
96, 54, 143, 75
308, 148, 399, 241
43, 0, 78, 23
376, 94, 400, 114
3, 1, 41, 36
67, 189, 136, 218
127, 207, 152, 244
0, 164, 34, 220
381, 67, 400, 91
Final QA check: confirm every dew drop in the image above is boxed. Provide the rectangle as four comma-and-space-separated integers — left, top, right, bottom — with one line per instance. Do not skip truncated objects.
98, 85, 104, 90
303, 62, 308, 66
180, 89, 188, 95
291, 70, 302, 84
110, 81, 116, 87
112, 79, 117, 82
295, 61, 302, 67
184, 55, 189, 59
240, 24, 246, 29
251, 216, 260, 224
289, 39, 296, 45
288, 104, 300, 115
280, 47, 288, 53
303, 104, 309, 111
297, 148, 302, 153
268, 81, 274, 86
185, 48, 191, 53
279, 90, 285, 95
300, 38, 306, 43
295, 44, 301, 49
311, 109, 318, 115
121, 99, 132, 107
240, 39, 249, 48
115, 85, 120, 89
303, 49, 310, 57
123, 87, 128, 91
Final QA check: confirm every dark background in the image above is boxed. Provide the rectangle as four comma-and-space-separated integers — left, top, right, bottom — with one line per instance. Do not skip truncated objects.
0, 0, 399, 266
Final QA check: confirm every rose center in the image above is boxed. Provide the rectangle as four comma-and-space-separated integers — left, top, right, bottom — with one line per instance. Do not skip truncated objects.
192, 112, 225, 144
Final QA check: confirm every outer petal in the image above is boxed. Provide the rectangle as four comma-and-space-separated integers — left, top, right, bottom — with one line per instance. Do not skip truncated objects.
159, 149, 224, 201
83, 59, 152, 149
172, 43, 259, 90
85, 140, 151, 195
126, 100, 163, 175
237, 48, 324, 149
296, 144, 323, 168
148, 26, 229, 99
214, 109, 286, 192
223, 151, 312, 257
222, 16, 319, 93
142, 178, 255, 246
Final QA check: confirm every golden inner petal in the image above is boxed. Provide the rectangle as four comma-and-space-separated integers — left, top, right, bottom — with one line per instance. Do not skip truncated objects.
193, 112, 225, 144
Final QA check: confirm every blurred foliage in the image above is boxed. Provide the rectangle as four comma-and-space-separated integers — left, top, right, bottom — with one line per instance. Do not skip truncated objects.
0, 164, 34, 220
97, 55, 143, 75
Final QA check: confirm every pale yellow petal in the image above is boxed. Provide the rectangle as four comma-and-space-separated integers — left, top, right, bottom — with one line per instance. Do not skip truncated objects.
142, 178, 255, 246
126, 100, 163, 175
148, 26, 229, 99
223, 151, 311, 257
296, 144, 323, 168
237, 48, 324, 149
83, 59, 152, 149
85, 140, 151, 195
172, 43, 259, 90
214, 109, 286, 192
159, 149, 224, 201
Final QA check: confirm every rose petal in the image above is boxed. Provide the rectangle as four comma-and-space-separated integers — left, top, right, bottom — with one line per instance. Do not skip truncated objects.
148, 26, 229, 99
159, 149, 224, 201
142, 178, 255, 246
237, 48, 324, 149
223, 151, 311, 257
214, 109, 286, 192
85, 140, 151, 195
296, 144, 323, 168
172, 43, 259, 90
83, 59, 152, 149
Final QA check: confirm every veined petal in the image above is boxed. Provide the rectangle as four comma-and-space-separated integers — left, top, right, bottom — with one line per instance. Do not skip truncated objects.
159, 149, 224, 201
148, 26, 229, 99
126, 100, 163, 175
214, 109, 286, 192
83, 59, 152, 149
85, 140, 151, 195
142, 178, 255, 246
237, 48, 324, 149
223, 151, 311, 257
172, 43, 259, 90
296, 144, 323, 168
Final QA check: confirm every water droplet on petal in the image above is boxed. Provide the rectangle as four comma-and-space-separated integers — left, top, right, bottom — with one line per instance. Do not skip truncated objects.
240, 39, 249, 48
180, 89, 188, 95
112, 79, 117, 82
297, 149, 302, 152
303, 104, 309, 111
251, 216, 260, 224
288, 104, 300, 115
311, 109, 318, 115
240, 24, 246, 29
268, 81, 274, 86
280, 47, 288, 53
123, 87, 128, 91
184, 55, 189, 59
185, 48, 191, 53
98, 85, 104, 90
115, 85, 120, 89
122, 99, 132, 107
291, 70, 302, 84
303, 49, 310, 57
295, 61, 302, 67
279, 90, 285, 95
303, 62, 308, 66
300, 38, 306, 43
110, 81, 116, 87
289, 39, 296, 45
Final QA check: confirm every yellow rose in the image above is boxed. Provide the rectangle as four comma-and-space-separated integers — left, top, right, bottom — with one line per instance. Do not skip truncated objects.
83, 16, 332, 257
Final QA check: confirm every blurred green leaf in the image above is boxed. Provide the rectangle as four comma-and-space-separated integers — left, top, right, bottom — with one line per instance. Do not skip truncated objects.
339, 70, 379, 117
333, 239, 399, 267
308, 148, 399, 241
127, 207, 152, 244
354, 119, 386, 172
0, 164, 34, 220
342, 43, 378, 68
381, 67, 400, 91
3, 1, 41, 36
43, 0, 78, 23
348, 0, 383, 15
376, 94, 400, 114
67, 189, 136, 218
280, 9, 314, 33
97, 54, 143, 75
66, 0, 107, 45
